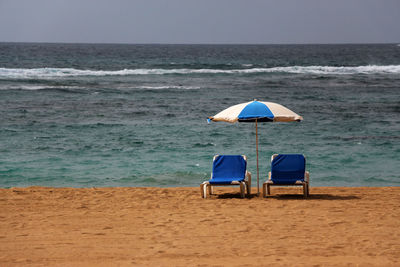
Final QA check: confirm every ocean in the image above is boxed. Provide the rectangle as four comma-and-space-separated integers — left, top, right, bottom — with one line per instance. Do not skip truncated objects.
0, 43, 399, 188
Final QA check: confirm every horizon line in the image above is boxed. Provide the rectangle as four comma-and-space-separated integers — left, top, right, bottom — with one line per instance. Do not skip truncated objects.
1, 41, 399, 46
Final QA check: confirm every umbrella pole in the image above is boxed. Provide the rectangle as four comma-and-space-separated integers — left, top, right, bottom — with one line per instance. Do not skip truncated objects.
256, 119, 259, 196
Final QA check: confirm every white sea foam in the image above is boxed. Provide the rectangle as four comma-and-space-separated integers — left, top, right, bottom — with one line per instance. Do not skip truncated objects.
1, 65, 400, 79
271, 65, 400, 74
0, 84, 201, 91
137, 85, 201, 90
0, 84, 80, 90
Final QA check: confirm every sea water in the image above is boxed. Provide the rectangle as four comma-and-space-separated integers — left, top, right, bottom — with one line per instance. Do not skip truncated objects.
0, 43, 399, 187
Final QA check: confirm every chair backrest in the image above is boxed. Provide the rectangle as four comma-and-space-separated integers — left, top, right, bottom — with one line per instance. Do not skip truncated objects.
271, 154, 305, 184
212, 155, 246, 179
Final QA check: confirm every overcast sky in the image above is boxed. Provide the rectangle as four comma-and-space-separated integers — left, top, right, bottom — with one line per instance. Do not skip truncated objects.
0, 0, 399, 44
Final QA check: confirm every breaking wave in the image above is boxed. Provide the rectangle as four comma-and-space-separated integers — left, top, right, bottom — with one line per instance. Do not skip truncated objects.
0, 85, 81, 90
136, 85, 201, 90
1, 65, 400, 79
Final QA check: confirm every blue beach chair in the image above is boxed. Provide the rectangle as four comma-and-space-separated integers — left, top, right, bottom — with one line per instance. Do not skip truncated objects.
201, 155, 251, 198
263, 154, 310, 197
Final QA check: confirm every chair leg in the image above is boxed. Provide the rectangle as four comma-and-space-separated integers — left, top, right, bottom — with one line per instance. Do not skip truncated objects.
246, 181, 251, 196
303, 183, 307, 198
307, 183, 310, 196
200, 183, 204, 198
262, 183, 266, 197
209, 185, 213, 195
200, 183, 208, 199
240, 182, 245, 198
267, 184, 271, 195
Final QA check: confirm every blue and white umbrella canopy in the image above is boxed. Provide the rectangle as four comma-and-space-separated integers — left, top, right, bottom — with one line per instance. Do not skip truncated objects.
209, 100, 303, 123
208, 100, 303, 195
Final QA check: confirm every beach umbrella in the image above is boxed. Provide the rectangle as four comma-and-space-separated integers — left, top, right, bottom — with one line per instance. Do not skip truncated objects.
208, 100, 303, 195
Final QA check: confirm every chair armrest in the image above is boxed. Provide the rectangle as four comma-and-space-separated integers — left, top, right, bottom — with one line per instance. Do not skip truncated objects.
305, 171, 310, 183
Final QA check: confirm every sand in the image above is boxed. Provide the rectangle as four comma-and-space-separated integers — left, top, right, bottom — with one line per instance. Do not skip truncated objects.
1, 186, 399, 266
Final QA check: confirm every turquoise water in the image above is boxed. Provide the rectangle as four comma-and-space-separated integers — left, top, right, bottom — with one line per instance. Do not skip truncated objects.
0, 43, 399, 187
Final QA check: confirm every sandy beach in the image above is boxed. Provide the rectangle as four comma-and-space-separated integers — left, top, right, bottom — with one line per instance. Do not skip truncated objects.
1, 186, 399, 266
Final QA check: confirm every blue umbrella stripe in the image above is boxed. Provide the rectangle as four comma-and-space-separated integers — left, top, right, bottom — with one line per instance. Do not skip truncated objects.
238, 101, 274, 122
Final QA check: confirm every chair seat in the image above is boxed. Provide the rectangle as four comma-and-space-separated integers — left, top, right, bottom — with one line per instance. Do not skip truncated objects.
209, 177, 244, 185
266, 179, 305, 185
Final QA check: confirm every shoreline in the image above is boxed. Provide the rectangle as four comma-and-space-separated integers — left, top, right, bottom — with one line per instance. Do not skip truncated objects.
1, 186, 399, 266
3, 184, 400, 189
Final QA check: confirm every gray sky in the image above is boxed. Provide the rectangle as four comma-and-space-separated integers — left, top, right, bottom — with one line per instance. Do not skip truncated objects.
0, 0, 399, 44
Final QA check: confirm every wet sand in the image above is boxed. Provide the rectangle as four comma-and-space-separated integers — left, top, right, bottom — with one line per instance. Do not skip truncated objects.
1, 186, 399, 266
